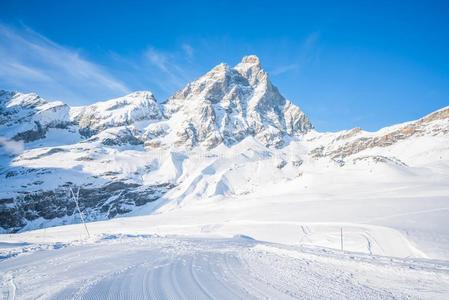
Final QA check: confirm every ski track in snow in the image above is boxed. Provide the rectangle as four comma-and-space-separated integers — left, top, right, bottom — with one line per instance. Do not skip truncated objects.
1, 236, 449, 299
2, 273, 16, 300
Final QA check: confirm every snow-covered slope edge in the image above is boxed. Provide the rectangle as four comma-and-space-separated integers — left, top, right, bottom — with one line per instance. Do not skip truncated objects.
1, 56, 449, 261
2, 235, 449, 299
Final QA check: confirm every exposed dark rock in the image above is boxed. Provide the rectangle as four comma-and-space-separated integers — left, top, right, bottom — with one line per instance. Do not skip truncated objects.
22, 148, 67, 160
5, 171, 18, 178
79, 127, 97, 138
352, 155, 408, 167
276, 160, 288, 169
0, 181, 175, 233
12, 121, 46, 142
75, 156, 95, 161
292, 159, 303, 167
101, 134, 143, 146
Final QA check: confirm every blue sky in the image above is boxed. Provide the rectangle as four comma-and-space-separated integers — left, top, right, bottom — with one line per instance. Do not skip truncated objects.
0, 0, 448, 131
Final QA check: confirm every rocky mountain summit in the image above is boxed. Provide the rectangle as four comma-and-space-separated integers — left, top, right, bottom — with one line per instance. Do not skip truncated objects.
69, 55, 312, 150
0, 56, 312, 151
0, 55, 448, 233
71, 91, 162, 136
0, 90, 71, 143
164, 55, 312, 148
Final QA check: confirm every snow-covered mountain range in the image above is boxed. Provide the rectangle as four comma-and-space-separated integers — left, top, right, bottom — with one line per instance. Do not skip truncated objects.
0, 55, 312, 230
1, 55, 448, 260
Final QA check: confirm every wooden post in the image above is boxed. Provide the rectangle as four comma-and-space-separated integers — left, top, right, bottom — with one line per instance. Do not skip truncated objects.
340, 227, 343, 252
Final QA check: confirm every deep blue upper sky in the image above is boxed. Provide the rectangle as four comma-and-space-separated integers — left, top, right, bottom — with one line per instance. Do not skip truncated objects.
1, 0, 448, 131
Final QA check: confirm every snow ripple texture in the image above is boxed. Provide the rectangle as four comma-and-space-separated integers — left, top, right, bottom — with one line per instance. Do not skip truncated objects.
1, 236, 449, 300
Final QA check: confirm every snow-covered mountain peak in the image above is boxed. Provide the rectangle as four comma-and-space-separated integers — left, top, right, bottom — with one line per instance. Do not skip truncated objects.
1, 64, 449, 249
0, 90, 46, 109
0, 90, 70, 142
161, 56, 312, 148
71, 91, 163, 134
79, 90, 158, 111
240, 54, 261, 65
0, 56, 313, 150
122, 90, 156, 102
234, 55, 263, 86
210, 62, 230, 74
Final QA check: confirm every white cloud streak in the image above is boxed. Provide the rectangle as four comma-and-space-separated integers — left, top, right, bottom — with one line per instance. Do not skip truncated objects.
271, 64, 298, 76
0, 24, 130, 104
145, 48, 170, 73
143, 47, 197, 95
181, 43, 194, 59
268, 32, 321, 77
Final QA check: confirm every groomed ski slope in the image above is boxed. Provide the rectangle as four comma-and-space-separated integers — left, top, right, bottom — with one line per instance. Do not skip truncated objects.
1, 235, 449, 300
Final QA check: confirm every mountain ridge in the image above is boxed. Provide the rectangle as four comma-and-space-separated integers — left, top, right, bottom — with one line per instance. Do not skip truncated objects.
0, 55, 448, 234
1, 55, 312, 150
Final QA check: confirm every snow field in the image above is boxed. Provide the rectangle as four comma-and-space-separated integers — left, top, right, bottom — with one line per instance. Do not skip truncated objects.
2, 235, 449, 299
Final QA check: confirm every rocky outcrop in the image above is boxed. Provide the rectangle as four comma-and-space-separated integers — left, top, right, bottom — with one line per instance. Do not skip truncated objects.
163, 55, 312, 148
0, 90, 71, 142
0, 181, 174, 232
311, 107, 449, 159
71, 91, 163, 137
3, 56, 446, 234
1, 56, 312, 150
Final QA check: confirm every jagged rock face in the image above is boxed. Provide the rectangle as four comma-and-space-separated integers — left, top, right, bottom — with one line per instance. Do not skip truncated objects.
164, 55, 312, 148
98, 127, 144, 146
0, 90, 71, 142
71, 91, 163, 136
2, 56, 312, 150
310, 107, 449, 159
0, 57, 357, 233
1, 56, 448, 235
0, 182, 174, 232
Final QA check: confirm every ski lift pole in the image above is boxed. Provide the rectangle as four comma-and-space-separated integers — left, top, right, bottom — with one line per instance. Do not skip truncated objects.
70, 187, 90, 238
340, 227, 343, 252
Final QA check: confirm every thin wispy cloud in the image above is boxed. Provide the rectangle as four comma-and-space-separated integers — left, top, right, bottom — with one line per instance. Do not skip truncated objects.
0, 24, 129, 104
271, 64, 298, 76
181, 43, 194, 59
0, 62, 53, 83
145, 48, 171, 73
298, 31, 321, 67
105, 44, 200, 101
143, 46, 199, 96
0, 23, 320, 106
268, 32, 320, 78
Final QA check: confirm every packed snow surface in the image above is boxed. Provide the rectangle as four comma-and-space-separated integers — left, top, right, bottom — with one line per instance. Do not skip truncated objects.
2, 235, 449, 300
